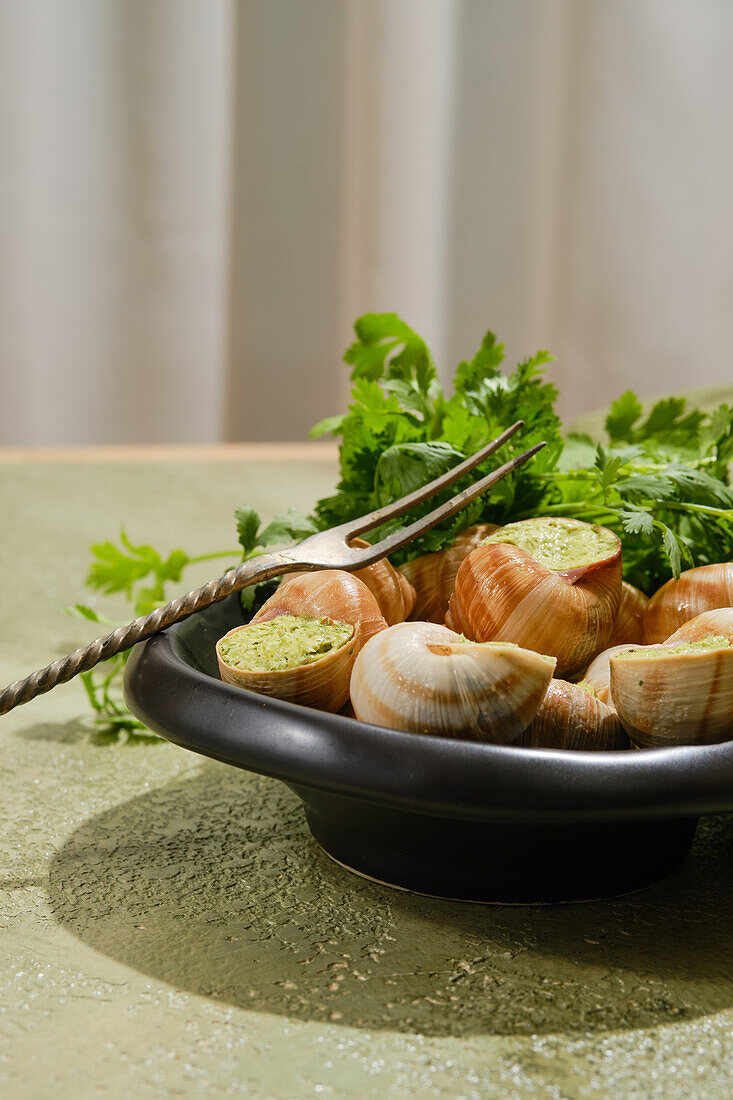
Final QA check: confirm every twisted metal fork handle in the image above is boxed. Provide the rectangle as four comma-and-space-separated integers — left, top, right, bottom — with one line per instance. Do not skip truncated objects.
0, 550, 294, 717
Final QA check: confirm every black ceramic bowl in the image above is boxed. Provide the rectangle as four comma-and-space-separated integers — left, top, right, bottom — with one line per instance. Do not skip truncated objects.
123, 594, 733, 903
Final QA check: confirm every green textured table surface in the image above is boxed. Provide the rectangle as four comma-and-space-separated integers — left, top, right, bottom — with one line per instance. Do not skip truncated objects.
3, 441, 733, 1099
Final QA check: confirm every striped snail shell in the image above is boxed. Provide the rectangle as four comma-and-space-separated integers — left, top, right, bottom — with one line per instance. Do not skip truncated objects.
643, 563, 733, 643
583, 643, 643, 704
610, 641, 733, 748
349, 620, 556, 744
349, 537, 416, 624
608, 582, 649, 646
446, 532, 622, 679
397, 524, 498, 623
217, 570, 387, 712
252, 569, 387, 642
518, 679, 628, 751
666, 607, 733, 645
276, 541, 415, 626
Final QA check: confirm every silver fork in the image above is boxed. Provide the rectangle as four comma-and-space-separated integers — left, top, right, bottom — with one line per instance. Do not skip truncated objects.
0, 422, 544, 716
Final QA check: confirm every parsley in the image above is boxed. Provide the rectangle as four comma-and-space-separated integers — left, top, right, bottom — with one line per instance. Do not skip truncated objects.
234, 505, 318, 614
533, 394, 733, 590
71, 507, 318, 738
73, 532, 240, 739
313, 317, 564, 555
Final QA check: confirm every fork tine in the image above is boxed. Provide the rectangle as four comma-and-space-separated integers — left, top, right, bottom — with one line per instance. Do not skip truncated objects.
343, 420, 525, 538
353, 442, 546, 566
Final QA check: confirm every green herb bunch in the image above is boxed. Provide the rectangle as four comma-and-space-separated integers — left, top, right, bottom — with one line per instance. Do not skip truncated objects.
74, 312, 733, 738
311, 315, 563, 555
312, 314, 733, 590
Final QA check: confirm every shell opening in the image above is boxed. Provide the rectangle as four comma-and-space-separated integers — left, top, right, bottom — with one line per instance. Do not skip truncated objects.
218, 615, 354, 673
574, 679, 598, 697
482, 516, 619, 571
617, 634, 732, 661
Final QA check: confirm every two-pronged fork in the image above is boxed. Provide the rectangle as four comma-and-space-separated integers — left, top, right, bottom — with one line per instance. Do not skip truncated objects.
0, 422, 545, 716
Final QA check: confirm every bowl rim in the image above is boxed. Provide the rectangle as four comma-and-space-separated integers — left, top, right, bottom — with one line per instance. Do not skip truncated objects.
123, 611, 733, 825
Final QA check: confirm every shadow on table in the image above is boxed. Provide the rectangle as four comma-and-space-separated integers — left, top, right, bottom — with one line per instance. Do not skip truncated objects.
16, 718, 162, 746
48, 761, 733, 1038
17, 717, 91, 744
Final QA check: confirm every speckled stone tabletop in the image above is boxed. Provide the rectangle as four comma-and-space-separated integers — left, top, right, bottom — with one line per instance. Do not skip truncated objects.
3, 439, 733, 1099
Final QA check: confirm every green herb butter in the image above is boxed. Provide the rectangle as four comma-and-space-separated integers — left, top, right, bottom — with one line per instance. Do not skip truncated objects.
574, 679, 598, 697
218, 615, 354, 673
455, 635, 518, 648
617, 635, 732, 660
482, 517, 618, 570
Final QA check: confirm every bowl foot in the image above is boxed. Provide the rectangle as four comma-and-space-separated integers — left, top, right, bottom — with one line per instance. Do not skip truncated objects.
295, 787, 698, 904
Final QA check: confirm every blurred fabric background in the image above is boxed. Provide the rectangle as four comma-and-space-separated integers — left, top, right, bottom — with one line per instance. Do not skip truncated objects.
1, 0, 731, 445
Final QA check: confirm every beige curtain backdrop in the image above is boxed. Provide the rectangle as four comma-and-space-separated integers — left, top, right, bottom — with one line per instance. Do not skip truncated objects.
0, 0, 731, 445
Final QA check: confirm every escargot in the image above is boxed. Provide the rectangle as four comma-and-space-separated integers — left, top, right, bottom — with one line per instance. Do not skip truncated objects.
217, 570, 387, 711
583, 643, 643, 704
518, 678, 627, 751
609, 582, 649, 646
610, 635, 733, 748
349, 537, 416, 624
666, 607, 733, 646
643, 563, 733, 643
446, 517, 623, 678
397, 524, 498, 623
349, 620, 556, 743
275, 540, 415, 626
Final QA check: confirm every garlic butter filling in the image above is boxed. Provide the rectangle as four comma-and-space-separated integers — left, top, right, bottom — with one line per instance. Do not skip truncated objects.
617, 634, 732, 660
218, 615, 354, 673
482, 516, 619, 570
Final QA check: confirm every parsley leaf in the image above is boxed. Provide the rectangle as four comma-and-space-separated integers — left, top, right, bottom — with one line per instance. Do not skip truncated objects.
618, 509, 655, 537
605, 391, 643, 443
344, 312, 435, 394
86, 531, 190, 613
374, 442, 464, 507
259, 509, 319, 547
235, 506, 261, 555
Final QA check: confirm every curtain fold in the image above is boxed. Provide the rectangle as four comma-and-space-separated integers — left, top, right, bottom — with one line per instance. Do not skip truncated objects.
0, 0, 234, 444
0, 0, 732, 444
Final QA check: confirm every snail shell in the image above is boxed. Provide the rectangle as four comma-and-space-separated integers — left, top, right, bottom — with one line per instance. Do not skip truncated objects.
609, 582, 649, 646
254, 569, 387, 643
217, 617, 360, 712
643, 563, 733, 643
610, 642, 733, 748
350, 621, 556, 743
583, 644, 643, 704
397, 524, 498, 623
277, 541, 415, 626
666, 607, 733, 645
446, 533, 622, 678
349, 538, 416, 624
518, 679, 628, 751
217, 570, 387, 711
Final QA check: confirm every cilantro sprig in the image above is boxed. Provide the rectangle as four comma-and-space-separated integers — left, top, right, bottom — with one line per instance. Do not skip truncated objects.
70, 533, 240, 739
72, 312, 733, 739
71, 510, 317, 739
531, 390, 733, 590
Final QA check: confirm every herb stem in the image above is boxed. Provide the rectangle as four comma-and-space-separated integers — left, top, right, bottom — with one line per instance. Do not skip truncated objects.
531, 498, 732, 521
532, 471, 596, 482
189, 550, 241, 564
521, 502, 616, 523
653, 501, 733, 519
